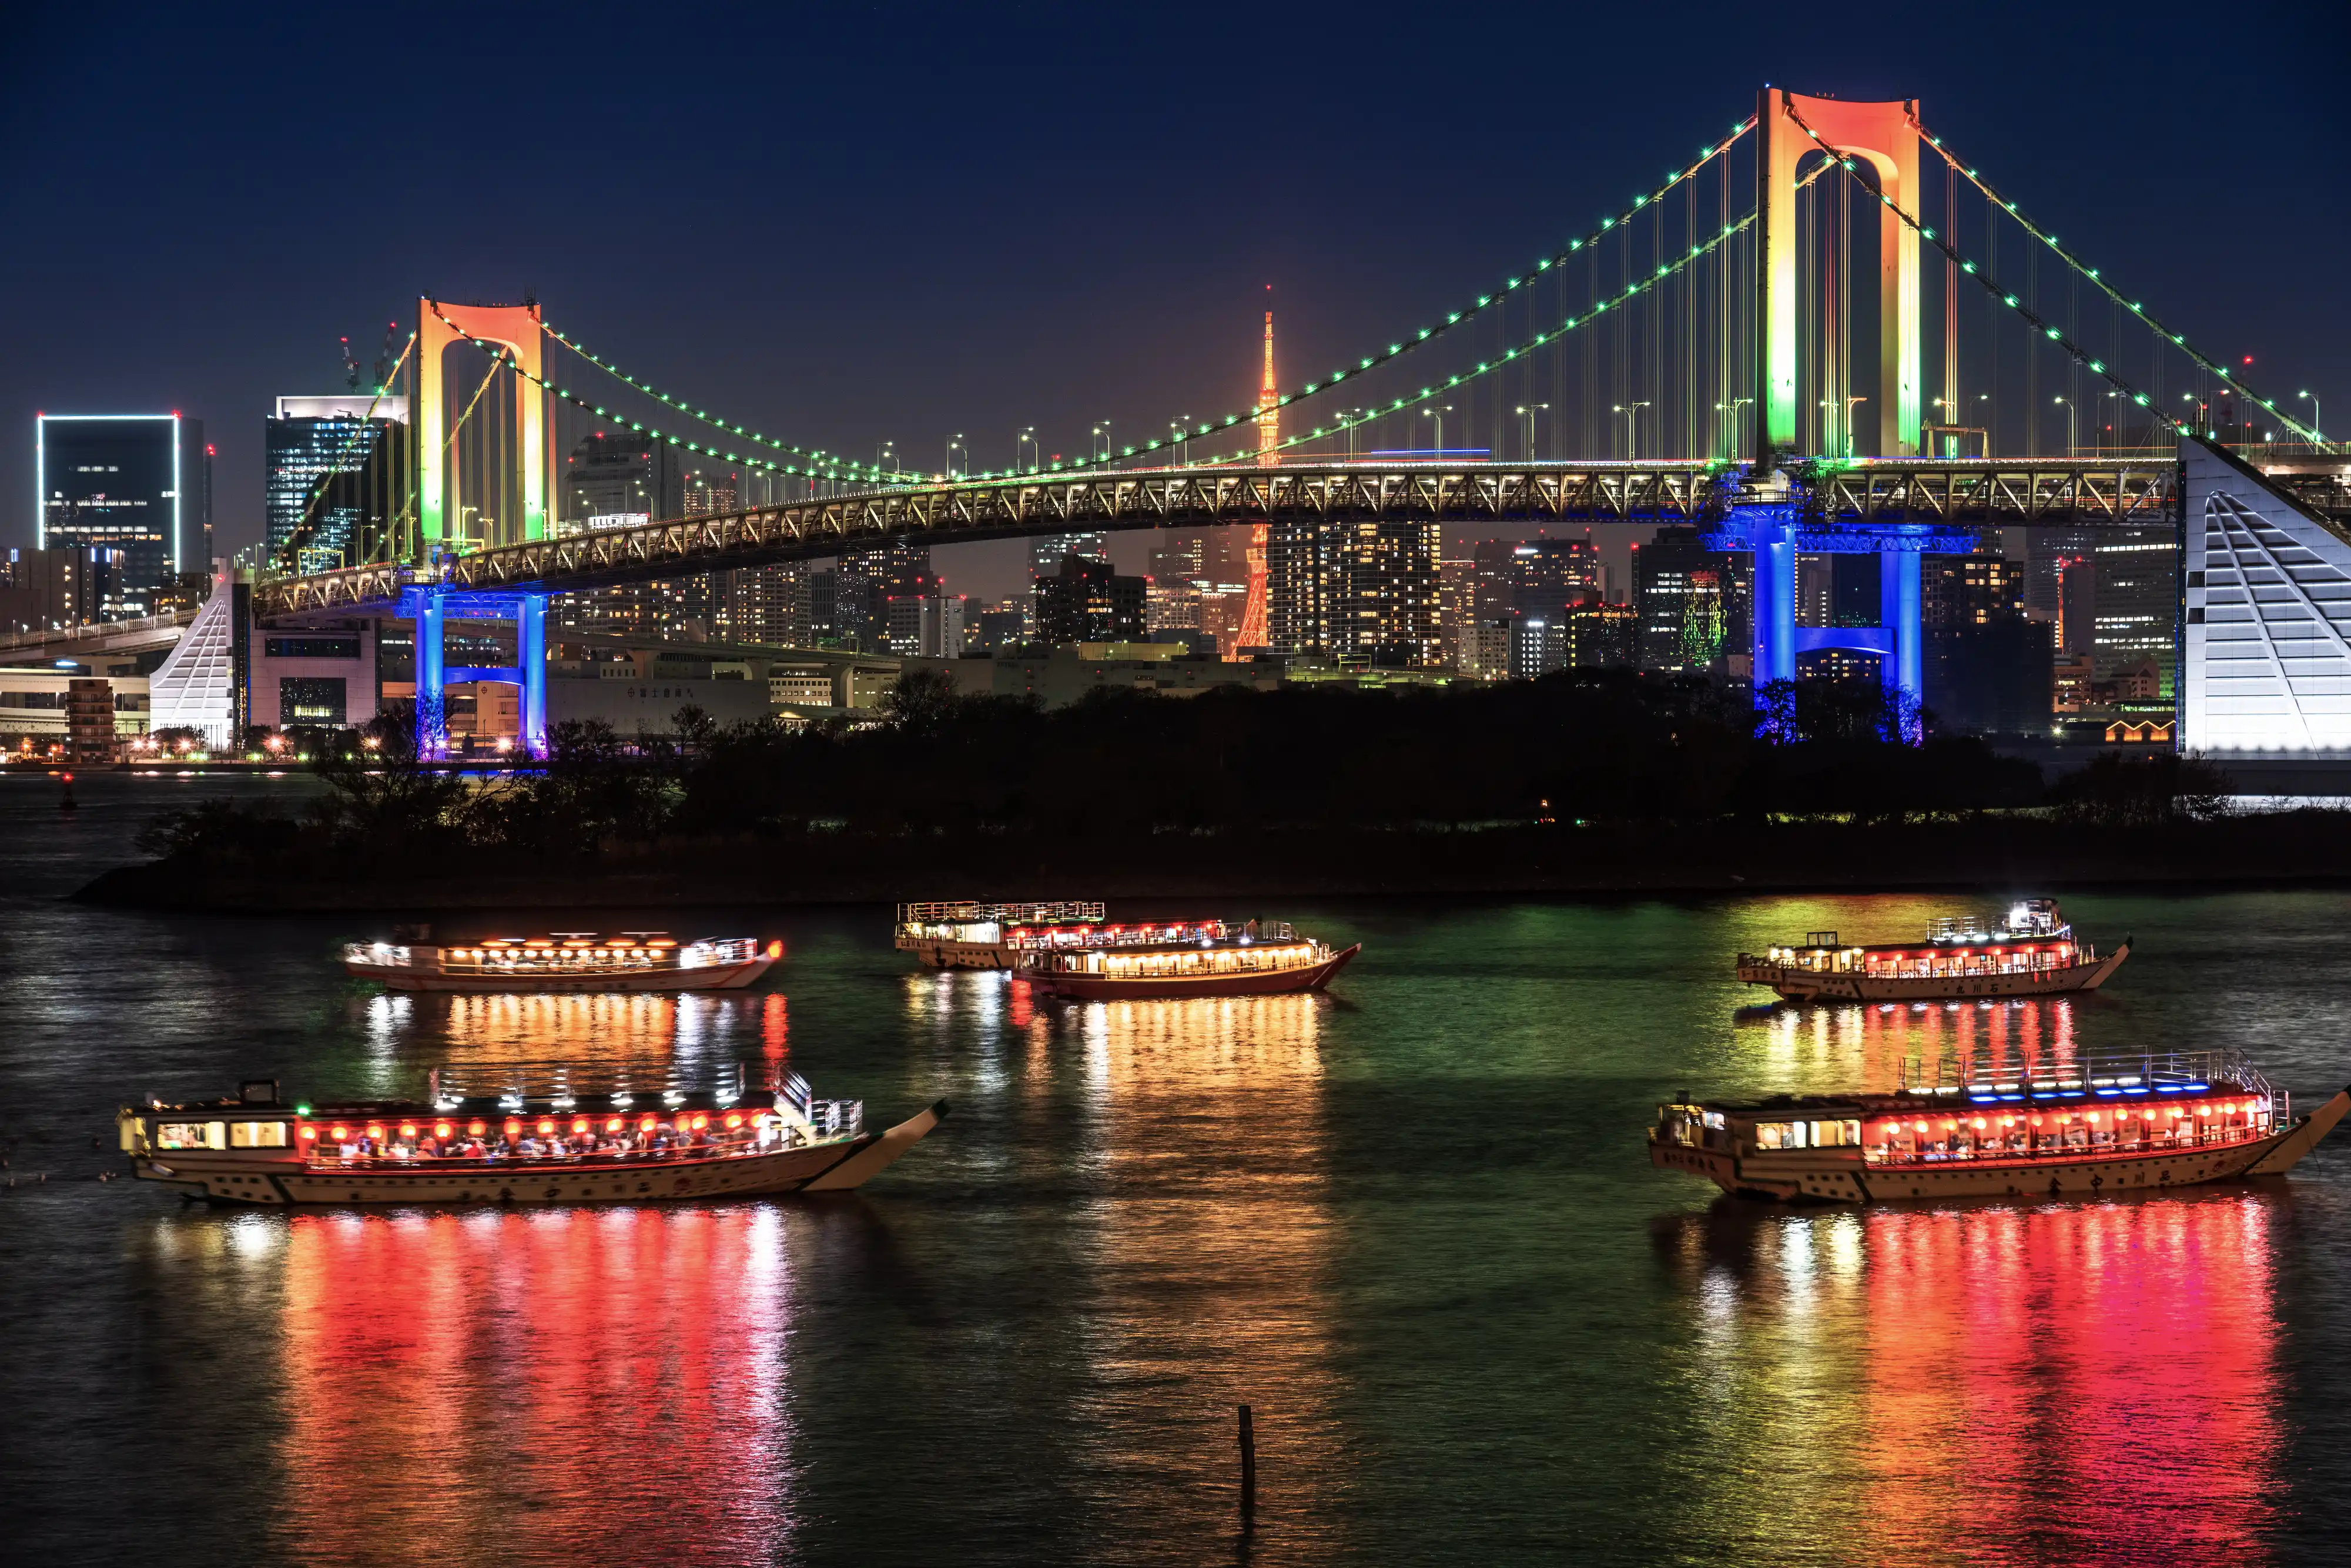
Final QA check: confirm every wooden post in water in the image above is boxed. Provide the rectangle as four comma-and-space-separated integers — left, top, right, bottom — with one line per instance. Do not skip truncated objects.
1237, 1403, 1256, 1529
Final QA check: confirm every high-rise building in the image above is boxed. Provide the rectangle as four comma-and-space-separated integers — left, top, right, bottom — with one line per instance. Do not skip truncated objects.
1511, 601, 1639, 678
1266, 518, 1441, 666
36, 414, 207, 618
1029, 531, 1110, 584
838, 542, 936, 651
0, 546, 123, 632
1633, 526, 1751, 673
1921, 549, 2051, 735
970, 600, 1029, 654
719, 563, 822, 645
1036, 556, 1146, 645
2093, 528, 2178, 699
264, 396, 410, 574
562, 429, 682, 525
1502, 538, 1600, 623
886, 593, 966, 656
681, 469, 739, 517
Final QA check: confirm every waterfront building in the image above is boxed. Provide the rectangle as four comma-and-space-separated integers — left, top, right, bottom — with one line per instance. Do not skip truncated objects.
264, 396, 410, 574
969, 600, 1029, 654
1036, 556, 1146, 645
0, 545, 125, 632
36, 414, 208, 618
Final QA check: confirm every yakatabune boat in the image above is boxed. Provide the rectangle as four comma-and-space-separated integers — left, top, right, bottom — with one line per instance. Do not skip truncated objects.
1650, 1050, 2347, 1204
344, 930, 781, 993
1016, 920, 1360, 1000
116, 1063, 944, 1206
1736, 900, 2127, 1002
893, 902, 1107, 969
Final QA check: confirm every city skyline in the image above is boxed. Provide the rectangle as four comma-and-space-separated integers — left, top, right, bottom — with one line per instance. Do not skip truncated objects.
2, 0, 2343, 593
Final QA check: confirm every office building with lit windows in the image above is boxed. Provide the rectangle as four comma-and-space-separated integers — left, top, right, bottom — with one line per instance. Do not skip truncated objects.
1267, 518, 1442, 666
36, 414, 209, 618
264, 396, 410, 574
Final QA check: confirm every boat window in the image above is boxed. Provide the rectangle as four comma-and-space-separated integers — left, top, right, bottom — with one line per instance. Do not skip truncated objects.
157, 1121, 226, 1150
1808, 1120, 1861, 1147
229, 1121, 289, 1148
1754, 1121, 1806, 1150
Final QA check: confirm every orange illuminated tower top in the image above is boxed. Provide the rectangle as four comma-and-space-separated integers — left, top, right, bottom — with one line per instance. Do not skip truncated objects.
1255, 310, 1278, 468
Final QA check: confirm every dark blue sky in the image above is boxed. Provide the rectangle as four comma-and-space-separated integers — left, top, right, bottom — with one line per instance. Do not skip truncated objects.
5, 0, 2344, 587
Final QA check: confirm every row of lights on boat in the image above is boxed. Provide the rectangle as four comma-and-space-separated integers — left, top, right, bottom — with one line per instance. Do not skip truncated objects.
1884, 1100, 2269, 1134
299, 1111, 767, 1143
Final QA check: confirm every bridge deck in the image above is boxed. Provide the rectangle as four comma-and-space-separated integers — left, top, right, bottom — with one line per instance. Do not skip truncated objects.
254, 457, 2190, 619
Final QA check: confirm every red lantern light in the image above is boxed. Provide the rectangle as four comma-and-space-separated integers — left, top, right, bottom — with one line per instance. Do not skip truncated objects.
724, 1113, 744, 1129
571, 1117, 589, 1134
691, 1114, 708, 1130
605, 1117, 623, 1133
639, 1116, 657, 1134
366, 1124, 385, 1142
330, 1125, 350, 1141
468, 1120, 486, 1136
297, 1124, 318, 1141
504, 1119, 522, 1137
398, 1123, 418, 1139
434, 1122, 452, 1140
536, 1118, 555, 1135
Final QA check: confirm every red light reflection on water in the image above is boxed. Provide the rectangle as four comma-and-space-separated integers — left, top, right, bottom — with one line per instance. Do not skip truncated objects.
1753, 997, 2082, 1089
280, 1207, 792, 1564
1857, 1195, 2281, 1565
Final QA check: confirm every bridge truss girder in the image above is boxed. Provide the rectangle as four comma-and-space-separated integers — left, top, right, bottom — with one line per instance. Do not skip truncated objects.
253, 460, 2182, 622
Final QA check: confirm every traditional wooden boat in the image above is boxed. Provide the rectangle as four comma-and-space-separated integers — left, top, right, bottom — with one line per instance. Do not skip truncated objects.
115, 1063, 943, 1206
1017, 920, 1359, 1000
893, 901, 1108, 969
1736, 900, 2126, 1002
344, 930, 781, 993
1650, 1050, 2347, 1204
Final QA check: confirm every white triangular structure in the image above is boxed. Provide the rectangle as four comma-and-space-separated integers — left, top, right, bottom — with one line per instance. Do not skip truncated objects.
149, 589, 237, 748
2185, 435, 2351, 755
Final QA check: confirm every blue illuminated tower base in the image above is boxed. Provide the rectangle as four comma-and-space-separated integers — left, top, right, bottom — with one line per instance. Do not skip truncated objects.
399, 587, 547, 760
1707, 501, 1973, 742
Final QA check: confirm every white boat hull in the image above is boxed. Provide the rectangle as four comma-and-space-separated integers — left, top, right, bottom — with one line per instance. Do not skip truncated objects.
345, 954, 779, 993
896, 939, 1015, 970
134, 1103, 946, 1206
1652, 1088, 2350, 1204
1742, 942, 2129, 1003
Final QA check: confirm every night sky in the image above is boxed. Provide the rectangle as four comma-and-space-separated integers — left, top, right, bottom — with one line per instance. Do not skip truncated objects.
4, 1, 2343, 598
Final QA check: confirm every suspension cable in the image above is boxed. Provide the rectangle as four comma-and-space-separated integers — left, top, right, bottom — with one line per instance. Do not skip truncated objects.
1913, 116, 2316, 443
1780, 102, 2191, 443
431, 303, 896, 488
540, 319, 905, 481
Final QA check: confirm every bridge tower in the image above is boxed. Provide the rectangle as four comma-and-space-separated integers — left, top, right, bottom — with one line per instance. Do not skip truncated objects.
1753, 89, 1923, 465
1737, 91, 1934, 736
408, 298, 553, 759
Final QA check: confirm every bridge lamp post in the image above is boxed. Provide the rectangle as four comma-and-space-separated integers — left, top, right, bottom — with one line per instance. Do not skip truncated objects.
948, 434, 967, 478
1091, 423, 1112, 465
1515, 404, 1550, 463
1716, 398, 1753, 460
878, 439, 895, 479
2053, 396, 2076, 458
1843, 397, 1868, 458
1017, 427, 1037, 473
1421, 405, 1453, 460
1612, 401, 1649, 461
2299, 391, 2323, 444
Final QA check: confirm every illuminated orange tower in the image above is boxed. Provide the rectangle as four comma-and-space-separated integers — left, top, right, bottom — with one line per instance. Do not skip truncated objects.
1238, 310, 1277, 648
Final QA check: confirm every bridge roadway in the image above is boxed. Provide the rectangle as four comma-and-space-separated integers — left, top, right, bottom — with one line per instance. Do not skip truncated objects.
252, 455, 2191, 621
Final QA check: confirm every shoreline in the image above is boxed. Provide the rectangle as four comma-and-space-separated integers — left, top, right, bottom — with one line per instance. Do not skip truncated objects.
71, 815, 2351, 910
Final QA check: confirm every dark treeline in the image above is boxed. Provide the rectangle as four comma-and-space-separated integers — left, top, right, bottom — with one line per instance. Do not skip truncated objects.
133, 671, 2231, 874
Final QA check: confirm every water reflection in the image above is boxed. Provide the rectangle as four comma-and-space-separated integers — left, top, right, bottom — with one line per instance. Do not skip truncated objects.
349, 992, 795, 1096
1741, 996, 2087, 1090
278, 1205, 795, 1565
1660, 1192, 2282, 1566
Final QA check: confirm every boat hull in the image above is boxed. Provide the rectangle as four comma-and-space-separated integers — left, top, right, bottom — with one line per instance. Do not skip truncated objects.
1742, 942, 2129, 1003
1651, 1088, 2350, 1204
132, 1102, 946, 1206
897, 939, 1015, 970
1031, 944, 1359, 1000
345, 955, 779, 993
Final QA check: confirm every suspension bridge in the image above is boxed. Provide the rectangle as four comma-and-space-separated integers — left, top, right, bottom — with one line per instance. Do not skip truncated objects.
188, 87, 2344, 759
